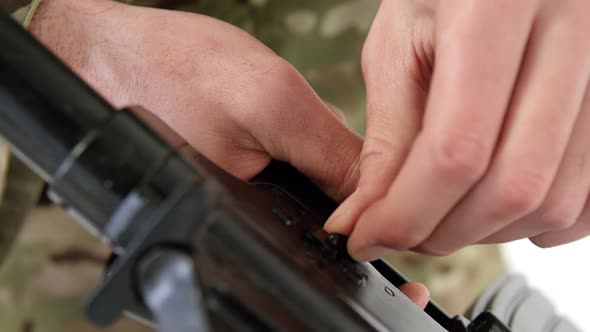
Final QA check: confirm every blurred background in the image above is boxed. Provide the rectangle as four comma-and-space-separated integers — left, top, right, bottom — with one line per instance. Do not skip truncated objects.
503, 238, 590, 330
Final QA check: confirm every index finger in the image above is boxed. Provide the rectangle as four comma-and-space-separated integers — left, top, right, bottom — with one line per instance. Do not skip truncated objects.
348, 0, 539, 259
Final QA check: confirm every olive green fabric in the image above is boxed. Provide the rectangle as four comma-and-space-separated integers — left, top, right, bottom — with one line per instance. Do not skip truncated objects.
0, 1, 506, 331
10, 0, 42, 29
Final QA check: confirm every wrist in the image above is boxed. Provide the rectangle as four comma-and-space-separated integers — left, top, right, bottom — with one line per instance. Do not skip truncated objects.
28, 0, 128, 91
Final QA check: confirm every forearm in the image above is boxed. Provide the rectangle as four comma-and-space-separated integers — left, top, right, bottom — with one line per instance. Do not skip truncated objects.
28, 0, 93, 75
31, 0, 128, 78
15, 0, 143, 108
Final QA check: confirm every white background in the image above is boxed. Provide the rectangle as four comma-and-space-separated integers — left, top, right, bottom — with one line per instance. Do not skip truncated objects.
502, 238, 590, 330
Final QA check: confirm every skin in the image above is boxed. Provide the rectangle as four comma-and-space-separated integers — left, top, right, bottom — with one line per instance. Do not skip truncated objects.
27, 0, 431, 306
325, 0, 590, 260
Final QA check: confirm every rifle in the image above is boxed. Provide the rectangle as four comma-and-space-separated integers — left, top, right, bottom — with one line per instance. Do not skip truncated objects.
0, 12, 576, 332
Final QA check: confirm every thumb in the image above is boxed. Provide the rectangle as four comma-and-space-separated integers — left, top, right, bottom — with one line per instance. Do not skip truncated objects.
399, 282, 430, 310
275, 100, 363, 202
249, 63, 363, 202
324, 1, 431, 236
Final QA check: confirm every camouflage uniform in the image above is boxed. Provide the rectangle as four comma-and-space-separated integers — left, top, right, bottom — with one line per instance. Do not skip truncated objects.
0, 1, 506, 331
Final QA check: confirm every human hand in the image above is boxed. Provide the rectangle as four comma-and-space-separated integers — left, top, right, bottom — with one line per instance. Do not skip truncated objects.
325, 0, 590, 260
30, 0, 363, 201
28, 0, 433, 307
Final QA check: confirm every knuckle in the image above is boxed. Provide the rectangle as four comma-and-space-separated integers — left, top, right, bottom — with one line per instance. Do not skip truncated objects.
491, 168, 550, 216
429, 132, 489, 181
232, 56, 307, 125
261, 57, 305, 87
360, 136, 407, 167
541, 1, 590, 49
241, 56, 305, 103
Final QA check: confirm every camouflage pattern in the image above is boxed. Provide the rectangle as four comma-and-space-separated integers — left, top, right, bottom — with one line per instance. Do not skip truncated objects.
386, 246, 505, 314
0, 1, 506, 331
121, 0, 377, 132
0, 152, 44, 265
0, 206, 151, 332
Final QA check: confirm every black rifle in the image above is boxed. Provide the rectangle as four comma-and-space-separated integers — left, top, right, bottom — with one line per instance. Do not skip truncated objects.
0, 12, 511, 332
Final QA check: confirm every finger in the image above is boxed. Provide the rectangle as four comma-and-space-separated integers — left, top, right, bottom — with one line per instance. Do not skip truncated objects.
483, 80, 590, 243
399, 282, 430, 310
324, 0, 428, 235
529, 84, 590, 247
324, 102, 349, 126
248, 61, 363, 202
529, 199, 590, 247
347, 1, 537, 260
421, 5, 590, 253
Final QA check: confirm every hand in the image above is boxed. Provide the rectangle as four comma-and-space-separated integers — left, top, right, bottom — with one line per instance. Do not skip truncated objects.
325, 0, 590, 260
30, 0, 362, 200
29, 0, 432, 307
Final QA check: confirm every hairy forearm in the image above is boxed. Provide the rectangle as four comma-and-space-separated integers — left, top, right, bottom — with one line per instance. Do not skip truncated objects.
29, 0, 117, 72
12, 1, 133, 97
25, 0, 138, 105
29, 0, 85, 73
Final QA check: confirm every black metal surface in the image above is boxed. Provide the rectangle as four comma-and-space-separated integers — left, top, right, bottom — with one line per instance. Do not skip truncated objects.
0, 14, 113, 180
0, 14, 199, 237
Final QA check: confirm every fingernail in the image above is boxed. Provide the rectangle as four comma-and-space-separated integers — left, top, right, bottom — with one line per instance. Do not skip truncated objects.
350, 245, 389, 262
324, 191, 357, 233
